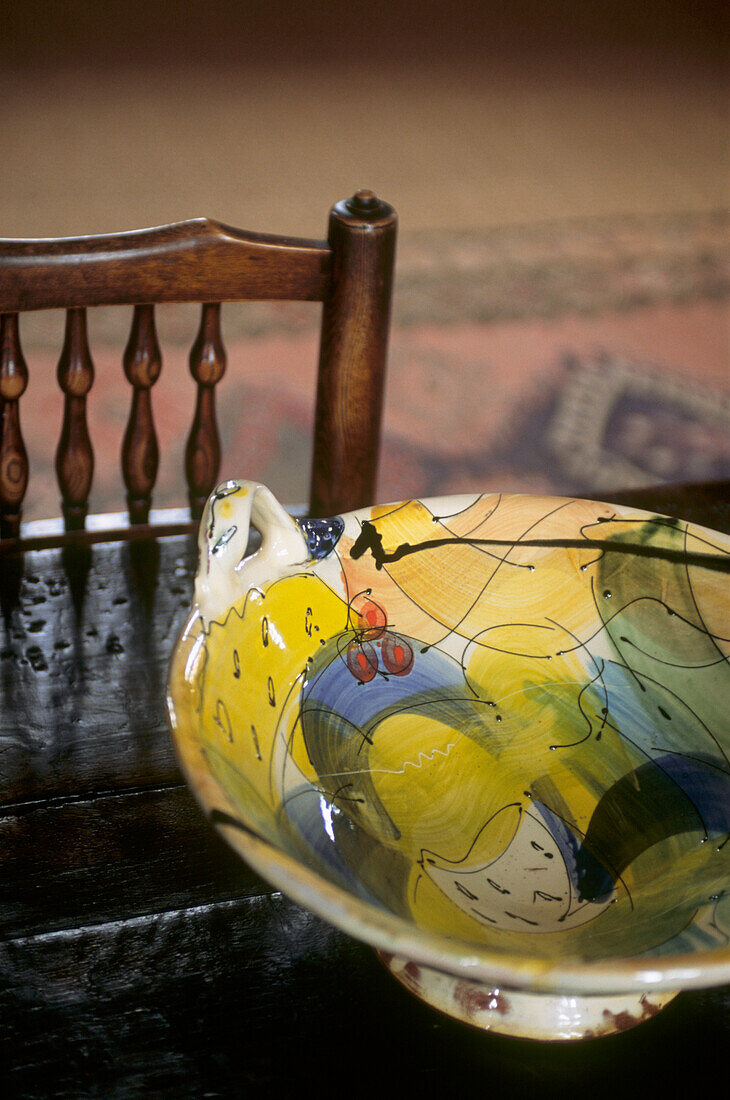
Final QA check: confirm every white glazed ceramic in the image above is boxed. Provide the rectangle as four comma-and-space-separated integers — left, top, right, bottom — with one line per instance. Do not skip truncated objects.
167, 480, 730, 1040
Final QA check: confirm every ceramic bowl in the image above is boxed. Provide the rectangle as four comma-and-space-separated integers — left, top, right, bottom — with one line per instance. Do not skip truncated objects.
167, 481, 730, 1040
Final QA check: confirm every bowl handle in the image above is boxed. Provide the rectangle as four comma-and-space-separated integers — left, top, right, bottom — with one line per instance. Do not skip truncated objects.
194, 480, 309, 625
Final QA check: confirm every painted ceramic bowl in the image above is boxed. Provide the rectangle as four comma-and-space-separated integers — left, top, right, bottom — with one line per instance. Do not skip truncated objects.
167, 481, 730, 1040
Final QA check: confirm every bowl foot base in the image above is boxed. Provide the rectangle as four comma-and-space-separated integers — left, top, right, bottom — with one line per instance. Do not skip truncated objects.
378, 952, 678, 1041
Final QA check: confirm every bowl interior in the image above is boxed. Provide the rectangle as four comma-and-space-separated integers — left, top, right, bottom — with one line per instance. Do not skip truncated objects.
168, 489, 730, 983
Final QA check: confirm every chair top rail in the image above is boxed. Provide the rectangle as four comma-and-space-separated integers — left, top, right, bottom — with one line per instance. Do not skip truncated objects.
0, 218, 332, 312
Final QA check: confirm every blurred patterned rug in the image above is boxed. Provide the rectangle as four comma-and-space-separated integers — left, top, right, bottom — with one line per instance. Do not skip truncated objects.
16, 209, 730, 522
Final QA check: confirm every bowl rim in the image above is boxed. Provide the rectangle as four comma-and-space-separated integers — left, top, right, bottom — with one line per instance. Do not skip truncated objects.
209, 805, 730, 996
170, 740, 730, 995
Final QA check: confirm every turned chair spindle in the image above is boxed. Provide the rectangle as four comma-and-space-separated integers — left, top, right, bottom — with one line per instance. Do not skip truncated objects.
55, 308, 95, 531
122, 304, 162, 525
185, 302, 227, 521
0, 312, 29, 538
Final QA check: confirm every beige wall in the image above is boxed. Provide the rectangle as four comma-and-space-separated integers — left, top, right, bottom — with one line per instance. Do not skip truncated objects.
2, 2, 727, 237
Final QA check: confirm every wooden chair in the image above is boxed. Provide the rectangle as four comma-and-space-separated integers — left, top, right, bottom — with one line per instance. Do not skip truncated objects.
0, 190, 397, 546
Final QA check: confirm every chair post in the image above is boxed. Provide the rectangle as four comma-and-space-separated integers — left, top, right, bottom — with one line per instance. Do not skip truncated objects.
309, 191, 397, 518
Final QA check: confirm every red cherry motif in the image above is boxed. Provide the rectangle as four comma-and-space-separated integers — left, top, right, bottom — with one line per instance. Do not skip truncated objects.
346, 639, 379, 682
380, 632, 414, 676
355, 598, 387, 640
342, 595, 415, 682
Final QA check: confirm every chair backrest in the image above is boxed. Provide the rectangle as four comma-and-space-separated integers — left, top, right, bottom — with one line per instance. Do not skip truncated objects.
0, 190, 397, 545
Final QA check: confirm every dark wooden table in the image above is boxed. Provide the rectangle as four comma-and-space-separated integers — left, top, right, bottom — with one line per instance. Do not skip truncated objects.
2, 482, 729, 1098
